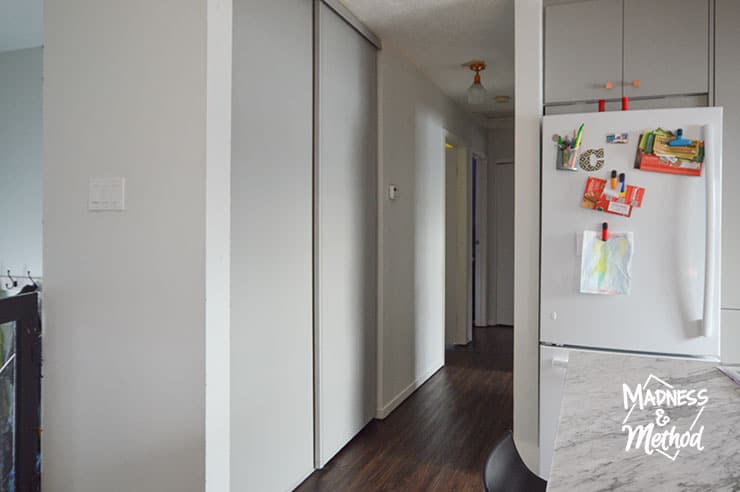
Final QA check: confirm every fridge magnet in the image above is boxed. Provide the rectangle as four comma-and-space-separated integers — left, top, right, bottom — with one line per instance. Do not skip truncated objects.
606, 132, 629, 144
579, 148, 605, 172
635, 127, 704, 176
553, 124, 584, 171
580, 176, 645, 217
580, 230, 633, 295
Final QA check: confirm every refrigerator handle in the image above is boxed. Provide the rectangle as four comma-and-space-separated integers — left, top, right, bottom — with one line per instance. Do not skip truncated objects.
551, 356, 569, 369
702, 124, 721, 338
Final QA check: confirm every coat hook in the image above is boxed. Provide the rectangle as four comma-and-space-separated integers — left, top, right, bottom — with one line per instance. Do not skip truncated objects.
4, 270, 18, 290
27, 271, 38, 288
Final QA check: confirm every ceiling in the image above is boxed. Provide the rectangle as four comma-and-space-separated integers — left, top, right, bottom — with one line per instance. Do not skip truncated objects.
340, 0, 514, 118
0, 0, 43, 53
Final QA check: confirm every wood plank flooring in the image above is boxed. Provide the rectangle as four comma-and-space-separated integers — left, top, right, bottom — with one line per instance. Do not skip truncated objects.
296, 326, 513, 492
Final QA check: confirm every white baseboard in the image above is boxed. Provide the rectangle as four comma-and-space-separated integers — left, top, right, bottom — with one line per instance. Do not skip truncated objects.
375, 362, 444, 419
487, 319, 498, 326
289, 468, 316, 491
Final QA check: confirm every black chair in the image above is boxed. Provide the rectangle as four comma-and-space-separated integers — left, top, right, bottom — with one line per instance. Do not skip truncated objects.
483, 431, 547, 492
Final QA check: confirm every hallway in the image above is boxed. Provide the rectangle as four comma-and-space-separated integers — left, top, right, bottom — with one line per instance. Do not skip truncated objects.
297, 326, 513, 492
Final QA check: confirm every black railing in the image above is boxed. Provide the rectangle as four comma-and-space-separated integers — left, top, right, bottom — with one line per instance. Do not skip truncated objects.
0, 293, 41, 492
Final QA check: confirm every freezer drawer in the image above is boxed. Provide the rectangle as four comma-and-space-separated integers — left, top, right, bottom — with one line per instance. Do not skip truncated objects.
539, 345, 570, 479
538, 344, 709, 479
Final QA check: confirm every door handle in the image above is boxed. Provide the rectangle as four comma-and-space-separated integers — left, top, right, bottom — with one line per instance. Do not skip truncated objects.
551, 356, 569, 369
701, 124, 721, 338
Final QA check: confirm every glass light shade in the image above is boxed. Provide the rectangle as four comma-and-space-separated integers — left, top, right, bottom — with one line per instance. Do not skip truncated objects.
467, 80, 487, 105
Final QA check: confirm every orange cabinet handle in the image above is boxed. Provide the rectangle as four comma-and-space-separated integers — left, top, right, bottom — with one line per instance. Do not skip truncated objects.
604, 81, 614, 89
632, 79, 641, 88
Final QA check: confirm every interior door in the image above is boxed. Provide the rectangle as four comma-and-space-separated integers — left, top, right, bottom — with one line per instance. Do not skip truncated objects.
474, 158, 488, 327
494, 162, 514, 326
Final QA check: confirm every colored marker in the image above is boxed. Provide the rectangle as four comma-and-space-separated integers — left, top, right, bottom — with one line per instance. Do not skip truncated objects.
610, 170, 618, 190
575, 124, 584, 148
619, 173, 626, 197
602, 222, 608, 242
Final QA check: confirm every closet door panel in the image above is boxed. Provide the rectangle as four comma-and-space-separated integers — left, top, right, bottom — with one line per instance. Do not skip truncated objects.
231, 0, 314, 490
316, 2, 378, 467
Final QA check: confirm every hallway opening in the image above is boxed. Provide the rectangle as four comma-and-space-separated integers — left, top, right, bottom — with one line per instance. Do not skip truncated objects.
297, 325, 513, 491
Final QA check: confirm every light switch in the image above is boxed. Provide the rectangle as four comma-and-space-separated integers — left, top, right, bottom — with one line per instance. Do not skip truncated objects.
89, 177, 126, 211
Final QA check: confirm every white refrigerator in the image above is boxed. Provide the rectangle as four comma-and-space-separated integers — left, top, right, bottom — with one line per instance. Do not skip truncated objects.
538, 107, 723, 478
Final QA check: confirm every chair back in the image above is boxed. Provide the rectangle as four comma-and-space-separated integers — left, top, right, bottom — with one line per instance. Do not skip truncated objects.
483, 431, 547, 492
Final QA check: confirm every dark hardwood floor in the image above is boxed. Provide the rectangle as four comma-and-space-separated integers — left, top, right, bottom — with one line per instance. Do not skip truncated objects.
296, 326, 513, 492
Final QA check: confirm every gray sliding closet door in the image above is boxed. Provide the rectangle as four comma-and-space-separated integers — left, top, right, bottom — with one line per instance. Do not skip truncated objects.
231, 0, 314, 490
315, 1, 379, 467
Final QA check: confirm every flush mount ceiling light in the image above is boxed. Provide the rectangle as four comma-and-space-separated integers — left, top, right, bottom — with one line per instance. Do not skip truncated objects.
464, 60, 487, 105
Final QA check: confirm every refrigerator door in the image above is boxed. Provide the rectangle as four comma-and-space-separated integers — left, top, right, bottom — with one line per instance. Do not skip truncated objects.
541, 108, 722, 357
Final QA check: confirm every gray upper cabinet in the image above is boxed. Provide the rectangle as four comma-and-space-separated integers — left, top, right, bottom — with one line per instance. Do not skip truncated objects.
545, 0, 710, 105
545, 0, 623, 104
623, 0, 709, 99
716, 0, 740, 309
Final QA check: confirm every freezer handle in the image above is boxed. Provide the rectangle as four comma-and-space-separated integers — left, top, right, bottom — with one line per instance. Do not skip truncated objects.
702, 124, 721, 338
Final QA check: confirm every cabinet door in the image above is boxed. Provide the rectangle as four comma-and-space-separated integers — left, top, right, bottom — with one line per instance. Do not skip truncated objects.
545, 0, 623, 104
623, 0, 709, 98
716, 0, 740, 309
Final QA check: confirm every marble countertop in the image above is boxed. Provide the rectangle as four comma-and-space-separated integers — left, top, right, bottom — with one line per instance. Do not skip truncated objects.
547, 351, 740, 491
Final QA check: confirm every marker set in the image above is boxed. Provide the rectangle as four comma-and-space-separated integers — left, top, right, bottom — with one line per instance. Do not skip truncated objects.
554, 124, 585, 171
605, 170, 626, 198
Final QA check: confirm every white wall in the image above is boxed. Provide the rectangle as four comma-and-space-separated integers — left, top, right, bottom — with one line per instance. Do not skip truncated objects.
0, 47, 43, 278
378, 43, 487, 418
230, 0, 314, 489
514, 0, 543, 472
43, 1, 209, 490
487, 121, 514, 164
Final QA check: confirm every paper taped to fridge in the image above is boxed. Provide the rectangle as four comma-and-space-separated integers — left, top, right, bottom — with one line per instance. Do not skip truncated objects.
580, 230, 633, 296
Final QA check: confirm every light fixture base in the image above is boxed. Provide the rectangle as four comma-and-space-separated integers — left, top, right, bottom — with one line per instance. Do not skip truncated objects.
463, 60, 487, 73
